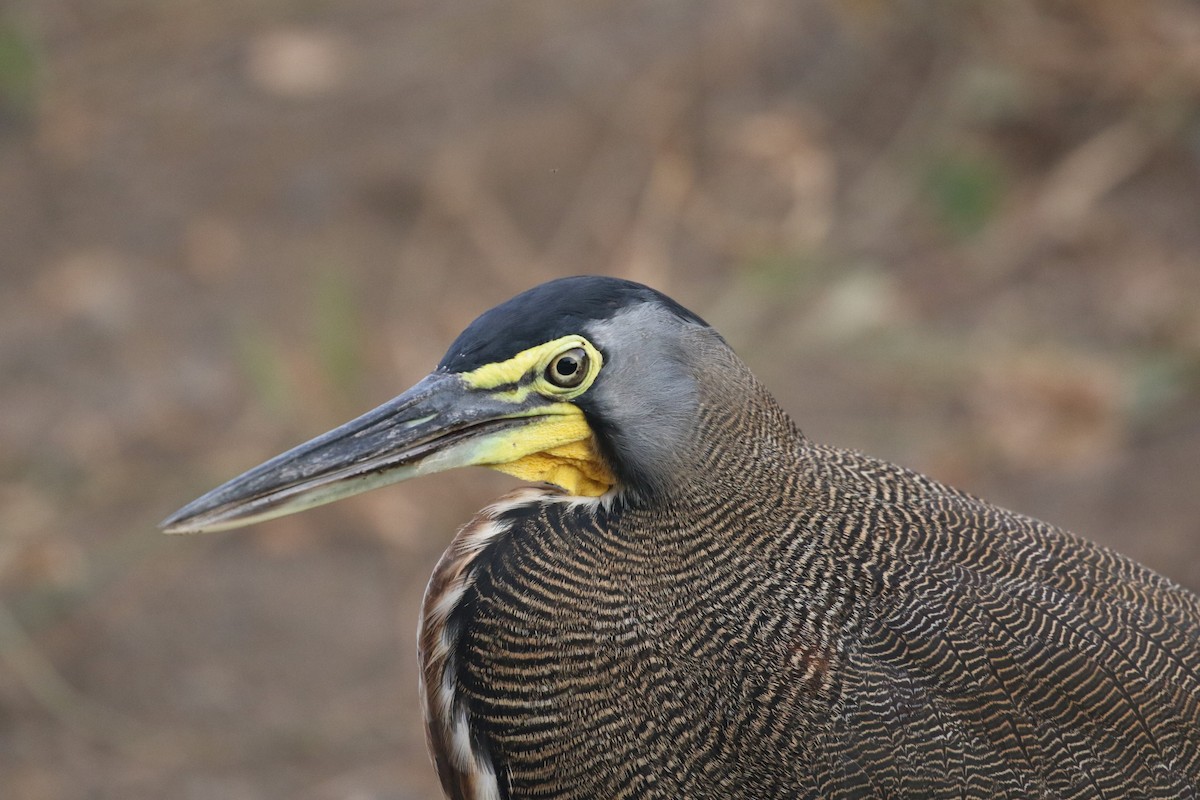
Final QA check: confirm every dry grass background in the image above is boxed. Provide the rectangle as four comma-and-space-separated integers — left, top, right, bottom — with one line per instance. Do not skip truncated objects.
1, 1, 1199, 798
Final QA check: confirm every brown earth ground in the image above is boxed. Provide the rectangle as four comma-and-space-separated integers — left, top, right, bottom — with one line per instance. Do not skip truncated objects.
1, 2, 1199, 798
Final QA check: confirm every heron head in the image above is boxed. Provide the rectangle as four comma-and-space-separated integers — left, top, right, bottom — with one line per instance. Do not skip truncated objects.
162, 276, 730, 533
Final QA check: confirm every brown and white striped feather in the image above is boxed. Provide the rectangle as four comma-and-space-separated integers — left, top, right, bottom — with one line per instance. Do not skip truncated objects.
413, 374, 1200, 799
419, 486, 607, 800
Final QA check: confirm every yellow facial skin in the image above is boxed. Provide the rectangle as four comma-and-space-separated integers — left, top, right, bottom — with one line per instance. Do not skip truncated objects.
158, 336, 618, 535
460, 336, 615, 497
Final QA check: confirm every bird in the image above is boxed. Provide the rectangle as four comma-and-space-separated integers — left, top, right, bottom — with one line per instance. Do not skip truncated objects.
163, 275, 1200, 800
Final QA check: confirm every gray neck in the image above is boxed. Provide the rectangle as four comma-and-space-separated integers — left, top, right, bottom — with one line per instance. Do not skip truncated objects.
632, 340, 806, 510
582, 302, 805, 507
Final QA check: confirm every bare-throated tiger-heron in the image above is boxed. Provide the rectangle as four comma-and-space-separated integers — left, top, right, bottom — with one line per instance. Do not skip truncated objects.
163, 276, 1200, 799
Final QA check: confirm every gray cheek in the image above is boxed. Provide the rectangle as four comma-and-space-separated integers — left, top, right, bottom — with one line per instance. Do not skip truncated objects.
586, 307, 709, 486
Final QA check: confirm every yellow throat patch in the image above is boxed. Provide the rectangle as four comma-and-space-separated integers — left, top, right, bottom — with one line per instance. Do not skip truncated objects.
460, 337, 615, 497
489, 416, 615, 497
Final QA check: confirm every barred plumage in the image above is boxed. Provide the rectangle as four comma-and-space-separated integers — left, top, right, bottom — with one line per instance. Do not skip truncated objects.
418, 366, 1200, 799
163, 276, 1200, 799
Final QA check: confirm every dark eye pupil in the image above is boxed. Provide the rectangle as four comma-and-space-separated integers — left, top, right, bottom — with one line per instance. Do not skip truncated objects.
547, 348, 588, 388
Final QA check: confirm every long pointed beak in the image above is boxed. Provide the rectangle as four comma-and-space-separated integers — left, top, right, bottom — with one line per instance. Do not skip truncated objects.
160, 372, 562, 533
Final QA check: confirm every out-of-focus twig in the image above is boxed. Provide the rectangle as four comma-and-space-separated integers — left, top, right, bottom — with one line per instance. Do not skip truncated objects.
0, 598, 143, 743
971, 100, 1189, 281
425, 146, 547, 290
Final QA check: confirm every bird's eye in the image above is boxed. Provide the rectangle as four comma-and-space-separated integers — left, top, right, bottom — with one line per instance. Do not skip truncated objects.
545, 348, 589, 389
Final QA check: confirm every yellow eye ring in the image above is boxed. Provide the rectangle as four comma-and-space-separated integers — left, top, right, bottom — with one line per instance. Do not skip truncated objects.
545, 348, 589, 389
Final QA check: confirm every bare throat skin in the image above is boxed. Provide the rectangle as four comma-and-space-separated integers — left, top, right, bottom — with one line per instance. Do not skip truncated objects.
488, 431, 615, 498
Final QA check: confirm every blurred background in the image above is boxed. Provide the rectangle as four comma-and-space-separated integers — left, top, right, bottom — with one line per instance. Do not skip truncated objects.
2, 1, 1199, 798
